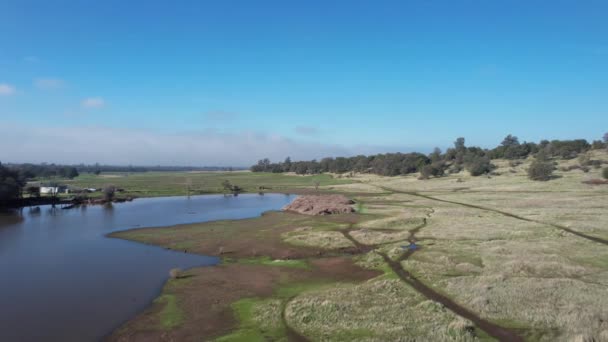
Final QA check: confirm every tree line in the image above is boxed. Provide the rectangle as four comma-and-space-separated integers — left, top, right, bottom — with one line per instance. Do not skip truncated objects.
3, 163, 243, 176
251, 134, 608, 179
10, 163, 80, 180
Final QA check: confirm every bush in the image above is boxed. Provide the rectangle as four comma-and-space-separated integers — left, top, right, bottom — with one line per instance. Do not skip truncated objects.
528, 159, 555, 181
419, 162, 446, 180
465, 156, 495, 176
448, 164, 463, 174
603, 167, 608, 180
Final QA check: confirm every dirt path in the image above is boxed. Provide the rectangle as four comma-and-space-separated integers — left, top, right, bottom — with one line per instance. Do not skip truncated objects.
340, 206, 524, 341
377, 251, 523, 342
378, 186, 608, 246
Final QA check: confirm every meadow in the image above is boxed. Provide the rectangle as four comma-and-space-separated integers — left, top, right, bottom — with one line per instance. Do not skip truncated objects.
109, 151, 608, 341
64, 171, 353, 197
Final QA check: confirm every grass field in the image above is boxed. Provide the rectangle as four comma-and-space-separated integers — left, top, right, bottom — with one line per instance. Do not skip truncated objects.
109, 151, 608, 341
62, 171, 356, 197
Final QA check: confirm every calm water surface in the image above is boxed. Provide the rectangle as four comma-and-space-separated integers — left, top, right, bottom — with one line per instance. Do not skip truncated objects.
0, 193, 296, 342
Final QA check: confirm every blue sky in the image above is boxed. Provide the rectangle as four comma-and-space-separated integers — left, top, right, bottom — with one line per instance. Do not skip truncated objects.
1, 0, 607, 165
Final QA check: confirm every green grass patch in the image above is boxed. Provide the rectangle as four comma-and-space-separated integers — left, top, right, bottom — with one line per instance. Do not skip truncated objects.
355, 201, 366, 213
63, 171, 355, 198
216, 280, 336, 341
155, 294, 184, 330
376, 262, 399, 279
214, 298, 281, 342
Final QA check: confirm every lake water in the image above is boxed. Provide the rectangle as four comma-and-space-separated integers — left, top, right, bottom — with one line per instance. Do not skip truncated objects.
0, 193, 296, 342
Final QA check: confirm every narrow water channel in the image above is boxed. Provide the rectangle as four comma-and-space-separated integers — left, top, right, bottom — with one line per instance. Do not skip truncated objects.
0, 193, 296, 342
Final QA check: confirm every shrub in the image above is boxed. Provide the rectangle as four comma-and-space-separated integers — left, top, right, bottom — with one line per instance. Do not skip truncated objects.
448, 164, 463, 174
528, 159, 555, 181
465, 156, 495, 176
419, 162, 446, 179
603, 167, 608, 180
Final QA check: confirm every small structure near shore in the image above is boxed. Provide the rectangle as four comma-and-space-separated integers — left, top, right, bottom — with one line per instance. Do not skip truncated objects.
283, 194, 355, 215
40, 185, 68, 195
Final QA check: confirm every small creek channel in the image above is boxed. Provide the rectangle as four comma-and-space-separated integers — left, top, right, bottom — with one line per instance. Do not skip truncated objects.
0, 193, 296, 342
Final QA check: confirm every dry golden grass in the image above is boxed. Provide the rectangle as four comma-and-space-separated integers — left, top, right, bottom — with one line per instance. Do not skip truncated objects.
280, 151, 608, 340
350, 228, 410, 245
113, 151, 608, 341
282, 227, 354, 249
286, 278, 476, 341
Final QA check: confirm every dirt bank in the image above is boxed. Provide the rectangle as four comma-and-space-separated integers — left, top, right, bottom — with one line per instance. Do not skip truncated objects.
107, 257, 379, 342
283, 194, 355, 215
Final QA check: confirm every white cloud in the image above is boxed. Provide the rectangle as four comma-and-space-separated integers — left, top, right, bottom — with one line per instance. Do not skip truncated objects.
0, 83, 16, 96
81, 97, 105, 109
34, 78, 65, 90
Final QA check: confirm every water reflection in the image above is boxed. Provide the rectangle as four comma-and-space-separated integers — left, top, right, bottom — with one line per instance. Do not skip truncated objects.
28, 206, 41, 217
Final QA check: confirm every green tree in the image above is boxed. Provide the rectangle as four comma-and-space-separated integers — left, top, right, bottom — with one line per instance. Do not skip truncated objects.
67, 167, 79, 179
429, 147, 442, 162
454, 137, 466, 151
26, 186, 41, 198
283, 157, 292, 172
0, 163, 25, 201
501, 134, 519, 147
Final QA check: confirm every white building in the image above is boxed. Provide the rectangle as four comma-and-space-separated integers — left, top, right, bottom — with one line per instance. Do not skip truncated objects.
40, 186, 68, 195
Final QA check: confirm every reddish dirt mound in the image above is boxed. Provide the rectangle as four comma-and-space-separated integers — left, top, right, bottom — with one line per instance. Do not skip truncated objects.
283, 195, 355, 215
